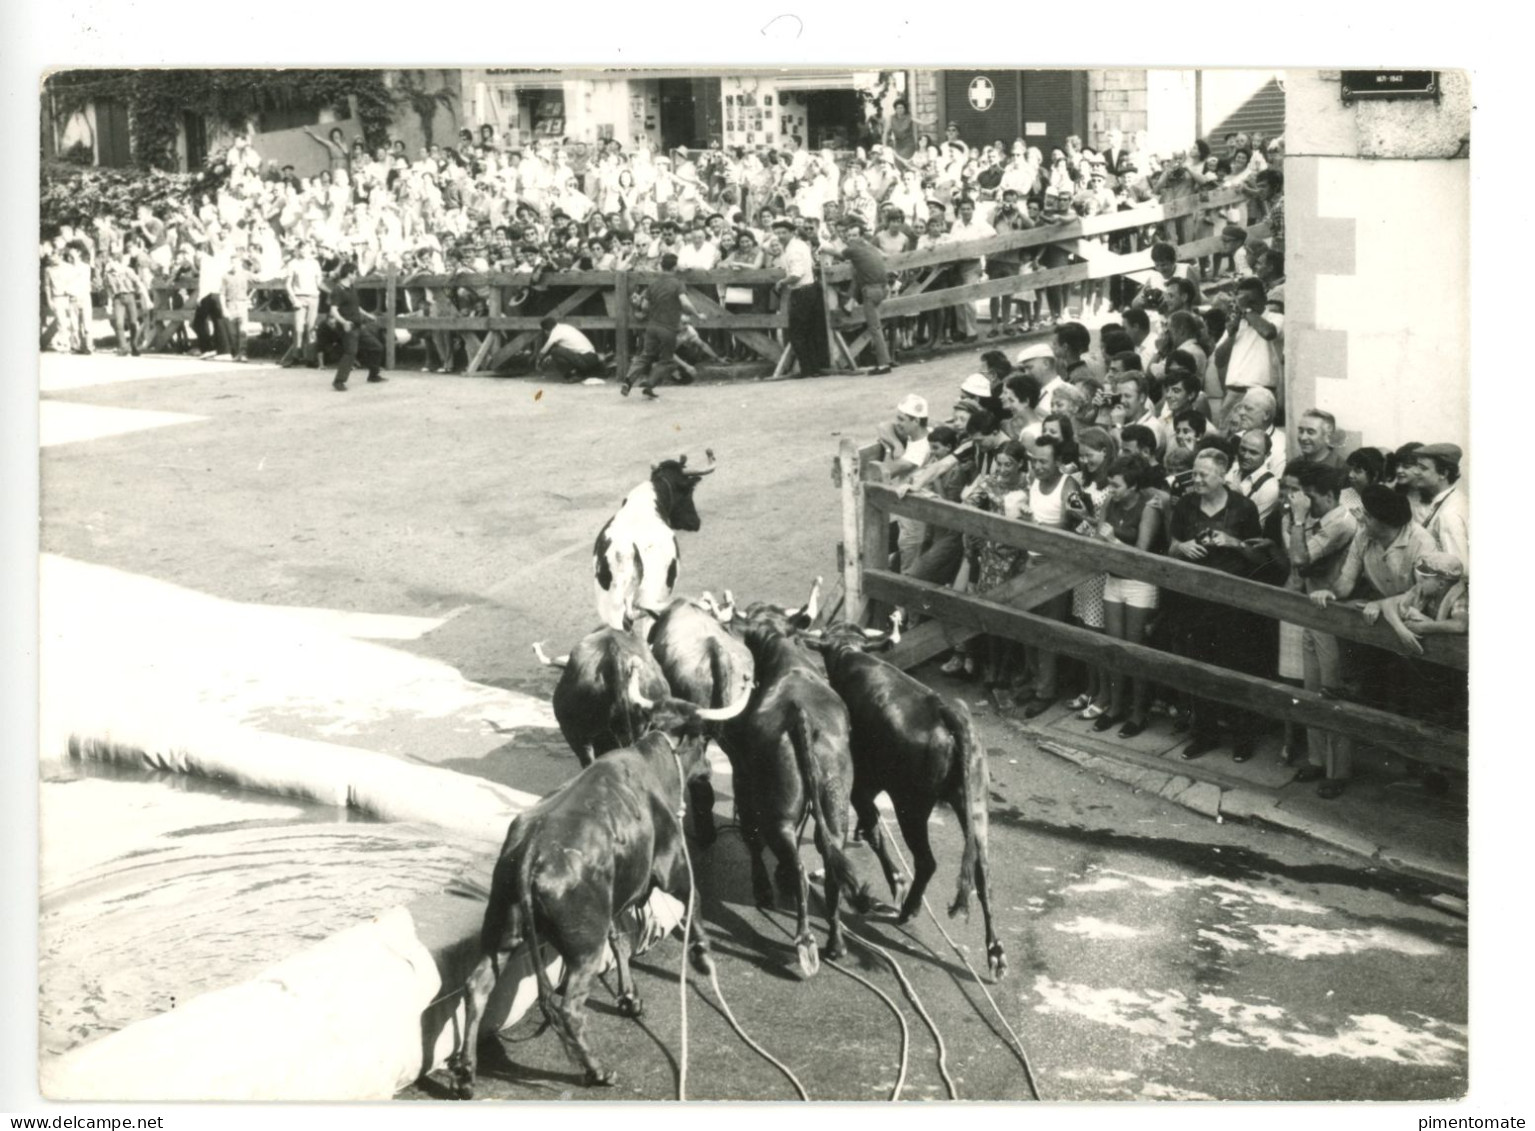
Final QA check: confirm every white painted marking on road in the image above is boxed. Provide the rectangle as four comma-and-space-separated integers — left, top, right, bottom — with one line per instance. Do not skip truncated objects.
1197, 928, 1253, 952
1198, 996, 1466, 1066
1140, 1082, 1217, 1101
1033, 974, 1467, 1067
1088, 869, 1329, 915
1248, 924, 1446, 960
1053, 917, 1141, 940
41, 402, 205, 447
1062, 876, 1130, 894
1032, 977, 1198, 1046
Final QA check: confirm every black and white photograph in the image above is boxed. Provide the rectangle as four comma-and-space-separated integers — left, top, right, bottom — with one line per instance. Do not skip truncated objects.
4, 15, 1510, 1123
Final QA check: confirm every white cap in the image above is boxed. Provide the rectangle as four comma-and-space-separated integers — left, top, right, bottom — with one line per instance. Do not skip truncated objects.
897, 394, 929, 418
960, 373, 993, 398
1016, 342, 1054, 365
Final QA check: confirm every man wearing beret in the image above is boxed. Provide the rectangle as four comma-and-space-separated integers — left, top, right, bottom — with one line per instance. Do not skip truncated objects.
1412, 443, 1469, 571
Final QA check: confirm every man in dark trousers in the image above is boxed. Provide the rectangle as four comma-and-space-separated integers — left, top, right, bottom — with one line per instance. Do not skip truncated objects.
328, 260, 386, 392
621, 252, 702, 400
772, 217, 829, 378
830, 215, 894, 374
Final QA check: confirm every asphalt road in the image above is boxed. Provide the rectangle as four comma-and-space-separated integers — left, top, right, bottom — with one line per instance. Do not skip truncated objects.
39, 352, 1469, 1102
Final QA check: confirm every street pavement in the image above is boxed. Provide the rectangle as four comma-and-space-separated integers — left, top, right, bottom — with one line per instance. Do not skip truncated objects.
37, 349, 1469, 1101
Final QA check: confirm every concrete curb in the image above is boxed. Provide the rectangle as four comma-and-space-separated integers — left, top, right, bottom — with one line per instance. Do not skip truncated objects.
1013, 722, 1467, 894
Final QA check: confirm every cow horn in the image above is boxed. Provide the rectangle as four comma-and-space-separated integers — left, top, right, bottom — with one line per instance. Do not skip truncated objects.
627, 669, 655, 710
889, 609, 904, 645
693, 687, 750, 722
803, 576, 824, 622
685, 449, 718, 477
532, 642, 569, 668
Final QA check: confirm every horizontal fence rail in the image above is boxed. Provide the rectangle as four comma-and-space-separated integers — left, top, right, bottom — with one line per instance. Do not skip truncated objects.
836, 440, 1467, 771
136, 183, 1267, 374
863, 484, 1468, 672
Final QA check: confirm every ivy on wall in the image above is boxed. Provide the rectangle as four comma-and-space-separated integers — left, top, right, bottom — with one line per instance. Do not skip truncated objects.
45, 69, 398, 172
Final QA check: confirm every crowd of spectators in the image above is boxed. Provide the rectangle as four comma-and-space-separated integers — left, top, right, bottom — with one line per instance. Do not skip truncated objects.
38, 115, 1286, 370
875, 311, 1467, 802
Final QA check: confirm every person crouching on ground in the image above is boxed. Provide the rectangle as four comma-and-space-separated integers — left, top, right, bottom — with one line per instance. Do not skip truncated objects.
536, 314, 605, 381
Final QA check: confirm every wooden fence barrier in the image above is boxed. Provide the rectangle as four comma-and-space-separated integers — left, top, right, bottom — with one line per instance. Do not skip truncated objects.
140, 183, 1266, 373
834, 439, 1468, 770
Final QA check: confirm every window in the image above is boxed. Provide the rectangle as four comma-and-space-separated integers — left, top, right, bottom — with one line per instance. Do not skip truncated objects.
257, 100, 351, 134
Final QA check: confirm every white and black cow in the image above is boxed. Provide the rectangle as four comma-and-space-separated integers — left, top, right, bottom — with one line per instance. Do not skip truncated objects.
593, 452, 716, 631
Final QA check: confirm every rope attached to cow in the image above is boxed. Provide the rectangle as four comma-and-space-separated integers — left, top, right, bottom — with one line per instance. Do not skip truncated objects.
670, 751, 811, 1101
672, 749, 694, 1103
877, 815, 1045, 1102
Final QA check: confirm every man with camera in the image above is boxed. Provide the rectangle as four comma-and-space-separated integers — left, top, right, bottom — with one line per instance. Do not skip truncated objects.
1214, 276, 1283, 427
1168, 448, 1267, 761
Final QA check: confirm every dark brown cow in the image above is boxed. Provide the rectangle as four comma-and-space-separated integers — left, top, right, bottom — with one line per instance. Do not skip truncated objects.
803, 620, 1007, 980
707, 580, 873, 976
449, 679, 747, 1095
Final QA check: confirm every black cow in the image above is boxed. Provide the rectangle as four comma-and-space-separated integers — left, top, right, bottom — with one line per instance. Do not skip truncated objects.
708, 580, 873, 976
593, 451, 716, 630
533, 626, 731, 844
803, 620, 1007, 980
449, 681, 746, 1095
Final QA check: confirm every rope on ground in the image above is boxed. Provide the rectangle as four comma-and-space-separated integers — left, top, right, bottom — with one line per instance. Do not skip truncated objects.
700, 952, 811, 1101
757, 906, 908, 1102
840, 921, 956, 1100
878, 815, 1044, 1102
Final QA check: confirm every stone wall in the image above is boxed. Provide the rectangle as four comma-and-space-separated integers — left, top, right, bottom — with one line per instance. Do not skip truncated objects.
1087, 68, 1148, 148
911, 69, 942, 137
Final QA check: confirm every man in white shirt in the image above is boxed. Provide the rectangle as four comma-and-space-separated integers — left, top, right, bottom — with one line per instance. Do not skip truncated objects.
1018, 342, 1070, 416
772, 217, 828, 377
537, 316, 604, 381
676, 226, 720, 271
281, 240, 324, 368
944, 197, 993, 342
1227, 429, 1281, 523
191, 240, 232, 359
1224, 387, 1289, 481
874, 393, 933, 572
1412, 443, 1469, 571
1112, 373, 1168, 456
1214, 276, 1284, 426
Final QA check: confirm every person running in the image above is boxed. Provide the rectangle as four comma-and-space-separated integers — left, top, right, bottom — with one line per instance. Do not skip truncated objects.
621, 252, 702, 400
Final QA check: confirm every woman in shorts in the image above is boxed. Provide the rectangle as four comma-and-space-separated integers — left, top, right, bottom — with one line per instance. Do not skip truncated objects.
1092, 454, 1166, 736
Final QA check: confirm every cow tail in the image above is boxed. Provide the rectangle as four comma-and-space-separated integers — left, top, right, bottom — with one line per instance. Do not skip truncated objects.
706, 637, 730, 710
941, 697, 990, 921
788, 703, 870, 910
516, 849, 563, 1029
614, 650, 652, 746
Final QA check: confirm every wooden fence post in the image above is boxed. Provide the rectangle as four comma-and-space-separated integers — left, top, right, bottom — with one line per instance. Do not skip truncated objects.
615, 270, 631, 381
860, 460, 890, 628
384, 269, 397, 371
837, 438, 866, 625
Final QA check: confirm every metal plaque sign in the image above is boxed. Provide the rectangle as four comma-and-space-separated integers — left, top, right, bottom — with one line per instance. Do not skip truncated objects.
1341, 71, 1439, 102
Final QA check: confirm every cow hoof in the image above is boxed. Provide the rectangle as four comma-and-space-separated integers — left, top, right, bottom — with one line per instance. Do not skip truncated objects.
989, 944, 1009, 981
752, 880, 775, 909
617, 992, 644, 1019
586, 1067, 617, 1087
825, 939, 847, 962
795, 937, 821, 978
449, 1071, 475, 1101
690, 943, 716, 976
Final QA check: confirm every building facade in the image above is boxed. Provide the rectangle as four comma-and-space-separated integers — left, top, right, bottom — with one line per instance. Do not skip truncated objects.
1282, 69, 1470, 460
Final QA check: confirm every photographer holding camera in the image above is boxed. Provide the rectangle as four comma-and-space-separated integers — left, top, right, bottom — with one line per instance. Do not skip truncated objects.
1214, 276, 1284, 426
